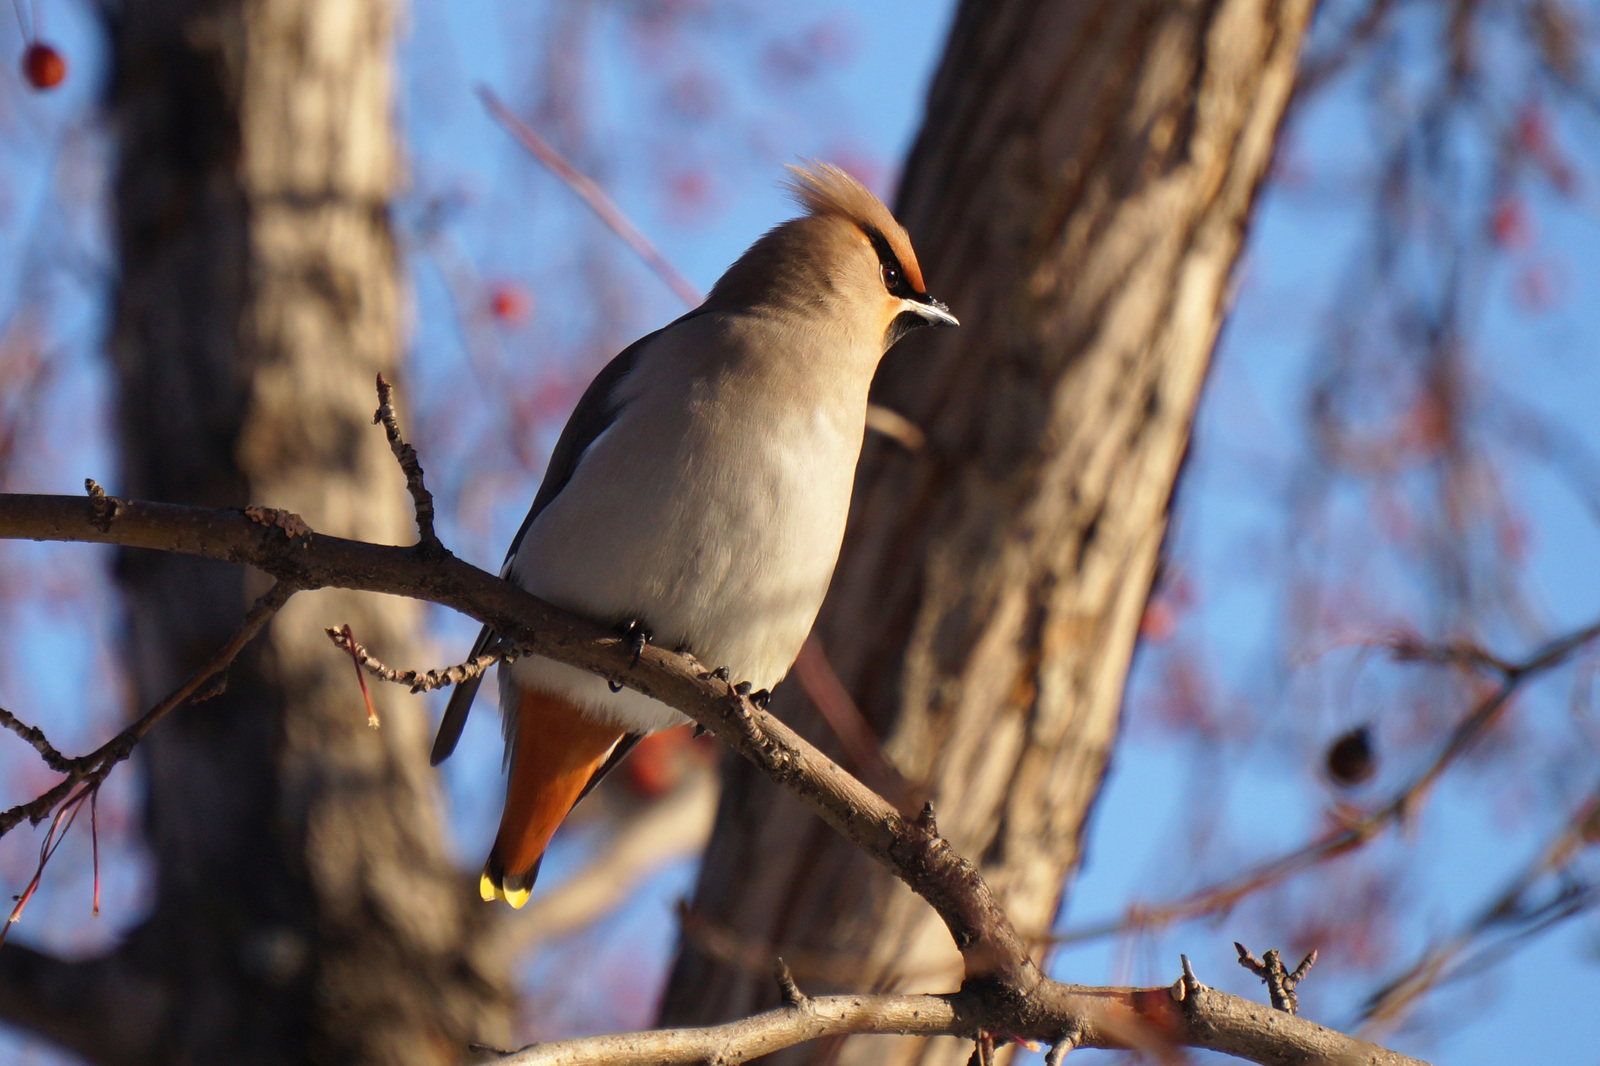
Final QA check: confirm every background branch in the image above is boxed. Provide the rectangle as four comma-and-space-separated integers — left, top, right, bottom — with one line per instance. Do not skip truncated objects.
0, 942, 167, 1066
1047, 618, 1600, 946
0, 579, 293, 839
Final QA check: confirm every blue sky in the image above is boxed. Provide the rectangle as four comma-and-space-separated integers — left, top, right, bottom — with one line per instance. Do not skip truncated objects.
3, 1, 1599, 1063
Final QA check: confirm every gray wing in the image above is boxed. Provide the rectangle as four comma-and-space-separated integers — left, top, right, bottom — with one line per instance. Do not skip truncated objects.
429, 625, 501, 765
429, 325, 665, 766
574, 732, 645, 806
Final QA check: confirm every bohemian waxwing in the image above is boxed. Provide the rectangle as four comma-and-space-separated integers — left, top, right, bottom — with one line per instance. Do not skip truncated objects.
432, 161, 957, 907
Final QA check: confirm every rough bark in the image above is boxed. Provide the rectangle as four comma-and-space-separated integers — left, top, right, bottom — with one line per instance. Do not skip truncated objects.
659, 2, 1317, 1064
0, 2, 511, 1063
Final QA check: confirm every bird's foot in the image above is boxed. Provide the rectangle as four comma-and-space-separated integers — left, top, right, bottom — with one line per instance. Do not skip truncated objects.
622, 618, 654, 668
609, 618, 654, 692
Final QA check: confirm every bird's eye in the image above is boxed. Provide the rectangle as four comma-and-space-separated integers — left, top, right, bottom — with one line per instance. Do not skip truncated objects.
881, 263, 900, 291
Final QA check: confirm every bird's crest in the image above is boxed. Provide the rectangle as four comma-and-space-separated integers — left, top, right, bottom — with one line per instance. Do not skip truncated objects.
784, 160, 925, 294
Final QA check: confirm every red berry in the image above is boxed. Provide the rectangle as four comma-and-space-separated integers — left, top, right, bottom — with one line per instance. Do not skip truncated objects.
488, 283, 531, 325
1489, 197, 1531, 249
22, 43, 67, 91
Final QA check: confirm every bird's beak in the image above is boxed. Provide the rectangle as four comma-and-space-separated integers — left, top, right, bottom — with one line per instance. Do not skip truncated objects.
903, 295, 959, 328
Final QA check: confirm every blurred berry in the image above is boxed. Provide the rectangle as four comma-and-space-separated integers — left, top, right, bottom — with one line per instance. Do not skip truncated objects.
1489, 197, 1531, 249
22, 43, 67, 91
488, 283, 532, 326
624, 727, 692, 798
1326, 726, 1376, 787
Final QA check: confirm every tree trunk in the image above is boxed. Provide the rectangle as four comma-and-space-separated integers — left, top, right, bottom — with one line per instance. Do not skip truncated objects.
0, 2, 512, 1063
659, 2, 1315, 1063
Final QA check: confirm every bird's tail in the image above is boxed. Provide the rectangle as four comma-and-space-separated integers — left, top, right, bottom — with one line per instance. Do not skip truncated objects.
481, 687, 624, 908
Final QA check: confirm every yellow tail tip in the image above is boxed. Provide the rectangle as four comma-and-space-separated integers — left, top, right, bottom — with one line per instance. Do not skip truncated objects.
479, 866, 533, 909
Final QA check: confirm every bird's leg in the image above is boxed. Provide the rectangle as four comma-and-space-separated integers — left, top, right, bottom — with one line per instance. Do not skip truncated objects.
623, 618, 653, 668
609, 618, 654, 692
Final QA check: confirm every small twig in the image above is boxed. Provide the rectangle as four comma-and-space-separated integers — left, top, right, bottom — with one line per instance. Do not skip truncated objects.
1171, 954, 1205, 1003
794, 638, 916, 811
339, 624, 381, 729
775, 958, 807, 1008
478, 87, 705, 308
373, 374, 441, 554
0, 580, 294, 841
324, 626, 509, 694
1235, 943, 1317, 1014
1, 784, 93, 948
1358, 783, 1600, 1030
0, 705, 72, 773
84, 478, 115, 532
89, 788, 99, 917
476, 89, 921, 455
863, 404, 927, 453
1044, 1035, 1074, 1066
1386, 631, 1515, 676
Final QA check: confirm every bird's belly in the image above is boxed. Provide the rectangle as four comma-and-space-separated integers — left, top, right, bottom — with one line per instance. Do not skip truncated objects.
506, 413, 856, 733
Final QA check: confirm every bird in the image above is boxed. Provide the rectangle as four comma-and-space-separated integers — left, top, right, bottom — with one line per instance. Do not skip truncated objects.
431, 161, 958, 908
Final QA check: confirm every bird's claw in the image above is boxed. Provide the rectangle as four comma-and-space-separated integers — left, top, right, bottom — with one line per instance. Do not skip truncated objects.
622, 618, 653, 669
609, 618, 654, 692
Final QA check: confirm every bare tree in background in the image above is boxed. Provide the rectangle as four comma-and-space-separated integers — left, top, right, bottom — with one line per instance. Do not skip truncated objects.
0, 2, 512, 1062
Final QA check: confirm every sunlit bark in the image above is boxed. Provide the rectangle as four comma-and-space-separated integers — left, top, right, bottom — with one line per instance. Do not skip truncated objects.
660, 2, 1317, 1063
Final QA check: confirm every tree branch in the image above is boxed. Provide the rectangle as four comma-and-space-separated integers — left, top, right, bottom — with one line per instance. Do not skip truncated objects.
0, 489, 1430, 1064
494, 962, 1427, 1066
325, 625, 506, 694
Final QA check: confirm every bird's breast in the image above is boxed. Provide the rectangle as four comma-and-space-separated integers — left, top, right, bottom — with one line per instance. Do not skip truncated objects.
507, 371, 864, 731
